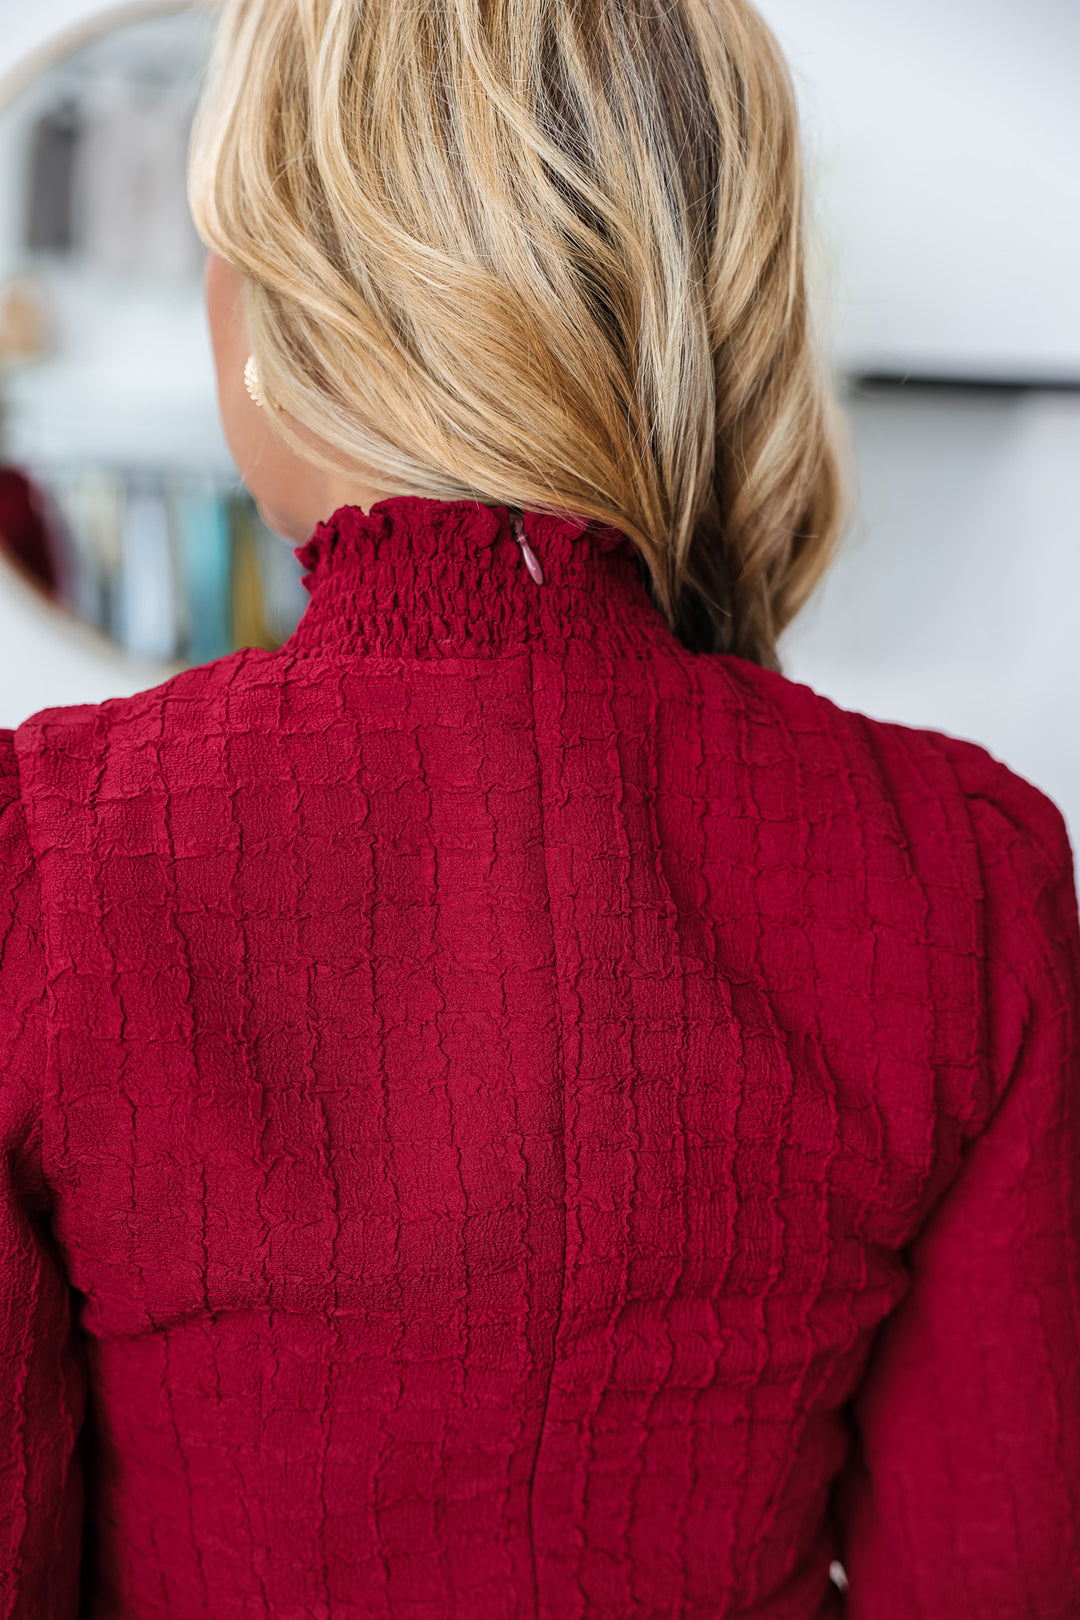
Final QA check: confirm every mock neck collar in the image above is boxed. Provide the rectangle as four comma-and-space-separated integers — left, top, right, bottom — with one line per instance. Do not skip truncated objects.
278, 496, 669, 659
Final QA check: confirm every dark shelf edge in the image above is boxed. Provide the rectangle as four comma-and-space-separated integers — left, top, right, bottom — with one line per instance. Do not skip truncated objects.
846, 371, 1080, 395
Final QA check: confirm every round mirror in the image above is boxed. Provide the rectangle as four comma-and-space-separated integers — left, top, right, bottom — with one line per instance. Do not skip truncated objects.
0, 3, 309, 670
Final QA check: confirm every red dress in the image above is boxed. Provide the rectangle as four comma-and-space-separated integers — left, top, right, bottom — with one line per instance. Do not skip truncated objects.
1, 496, 1077, 1618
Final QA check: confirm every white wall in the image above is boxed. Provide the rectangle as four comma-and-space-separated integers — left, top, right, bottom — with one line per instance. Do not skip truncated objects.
755, 0, 1080, 380
0, 0, 190, 106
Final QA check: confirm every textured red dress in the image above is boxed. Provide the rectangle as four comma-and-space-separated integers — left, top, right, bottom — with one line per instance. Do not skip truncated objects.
1, 495, 1078, 1619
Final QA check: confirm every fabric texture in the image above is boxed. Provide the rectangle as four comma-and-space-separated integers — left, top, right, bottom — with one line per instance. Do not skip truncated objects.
1, 494, 1077, 1619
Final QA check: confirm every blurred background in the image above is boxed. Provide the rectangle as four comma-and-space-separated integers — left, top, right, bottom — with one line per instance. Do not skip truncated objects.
0, 0, 1077, 862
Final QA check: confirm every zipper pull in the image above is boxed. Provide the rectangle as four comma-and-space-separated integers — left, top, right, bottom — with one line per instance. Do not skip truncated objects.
510, 509, 544, 585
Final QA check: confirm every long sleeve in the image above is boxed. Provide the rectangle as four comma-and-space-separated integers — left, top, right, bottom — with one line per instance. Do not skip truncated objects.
0, 730, 86, 1620
830, 749, 1080, 1617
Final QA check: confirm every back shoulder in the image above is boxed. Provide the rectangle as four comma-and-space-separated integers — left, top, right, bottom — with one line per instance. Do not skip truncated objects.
712, 653, 1072, 872
10, 646, 277, 808
704, 654, 1076, 949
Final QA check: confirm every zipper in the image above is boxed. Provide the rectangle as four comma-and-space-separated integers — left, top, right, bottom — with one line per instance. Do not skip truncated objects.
507, 506, 545, 586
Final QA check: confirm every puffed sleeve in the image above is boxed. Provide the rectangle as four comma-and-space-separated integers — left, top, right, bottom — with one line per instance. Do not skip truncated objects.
0, 728, 86, 1619
829, 743, 1080, 1617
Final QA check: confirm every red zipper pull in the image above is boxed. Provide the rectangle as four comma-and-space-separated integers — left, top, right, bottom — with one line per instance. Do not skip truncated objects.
510, 511, 544, 585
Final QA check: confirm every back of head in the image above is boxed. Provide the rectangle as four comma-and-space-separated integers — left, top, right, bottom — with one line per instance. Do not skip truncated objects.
189, 0, 853, 669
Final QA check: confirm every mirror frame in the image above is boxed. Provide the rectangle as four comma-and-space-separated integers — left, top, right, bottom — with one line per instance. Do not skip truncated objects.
0, 1, 212, 110
0, 0, 218, 676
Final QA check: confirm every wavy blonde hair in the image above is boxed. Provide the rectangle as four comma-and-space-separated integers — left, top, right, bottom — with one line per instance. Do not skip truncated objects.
189, 0, 853, 669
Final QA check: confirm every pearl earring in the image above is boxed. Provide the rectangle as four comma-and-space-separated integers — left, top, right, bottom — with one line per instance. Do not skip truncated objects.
244, 354, 266, 409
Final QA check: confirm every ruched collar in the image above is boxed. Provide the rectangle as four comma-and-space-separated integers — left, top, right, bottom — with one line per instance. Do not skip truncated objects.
278, 496, 668, 659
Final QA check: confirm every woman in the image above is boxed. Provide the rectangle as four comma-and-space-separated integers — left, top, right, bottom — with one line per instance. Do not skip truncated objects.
1, 0, 1077, 1614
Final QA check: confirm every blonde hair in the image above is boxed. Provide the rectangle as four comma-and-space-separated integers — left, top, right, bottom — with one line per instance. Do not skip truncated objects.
189, 0, 853, 669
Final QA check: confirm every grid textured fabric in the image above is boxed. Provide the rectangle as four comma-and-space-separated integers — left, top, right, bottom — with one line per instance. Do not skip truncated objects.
1, 495, 1078, 1619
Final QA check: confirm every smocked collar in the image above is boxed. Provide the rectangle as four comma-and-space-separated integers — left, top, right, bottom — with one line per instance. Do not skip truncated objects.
278, 495, 668, 659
